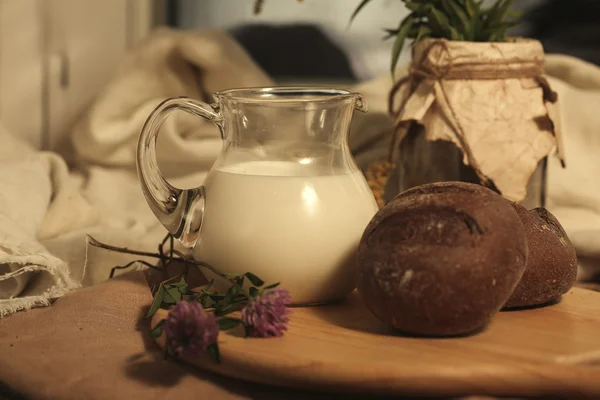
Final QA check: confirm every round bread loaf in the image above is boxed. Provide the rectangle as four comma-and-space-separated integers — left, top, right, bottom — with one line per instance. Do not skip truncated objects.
504, 204, 578, 308
357, 181, 528, 336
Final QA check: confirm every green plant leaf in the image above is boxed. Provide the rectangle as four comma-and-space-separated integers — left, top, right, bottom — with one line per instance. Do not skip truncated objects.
479, 17, 518, 42
407, 24, 421, 38
471, 5, 484, 41
193, 280, 214, 299
465, 0, 476, 17
366, 0, 522, 47
404, 1, 426, 12
146, 284, 165, 318
488, 31, 505, 42
207, 343, 220, 364
507, 9, 522, 19
427, 6, 452, 36
201, 295, 213, 309
177, 283, 188, 293
443, 1, 470, 38
218, 317, 242, 331
481, 0, 512, 36
413, 24, 431, 45
223, 284, 242, 305
163, 285, 182, 304
493, 0, 514, 24
234, 275, 245, 288
419, 24, 433, 42
486, 20, 519, 32
449, 26, 462, 40
263, 282, 280, 290
464, 0, 479, 40
349, 0, 373, 25
382, 28, 399, 40
149, 319, 165, 338
215, 299, 247, 316
244, 272, 264, 287
390, 17, 413, 79
249, 287, 259, 297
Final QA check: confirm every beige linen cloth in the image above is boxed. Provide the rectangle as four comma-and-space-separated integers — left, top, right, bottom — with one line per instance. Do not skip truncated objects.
0, 28, 272, 317
0, 25, 599, 320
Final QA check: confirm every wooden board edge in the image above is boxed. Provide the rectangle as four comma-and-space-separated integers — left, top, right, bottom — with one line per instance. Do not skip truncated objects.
150, 308, 600, 398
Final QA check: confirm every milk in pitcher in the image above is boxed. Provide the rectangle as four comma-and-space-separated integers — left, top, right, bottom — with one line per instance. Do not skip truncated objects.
194, 160, 379, 304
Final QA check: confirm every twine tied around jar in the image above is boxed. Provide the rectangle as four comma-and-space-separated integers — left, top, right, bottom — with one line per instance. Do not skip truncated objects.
366, 39, 558, 209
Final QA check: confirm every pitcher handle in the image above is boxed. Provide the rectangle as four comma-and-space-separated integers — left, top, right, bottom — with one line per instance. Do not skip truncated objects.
136, 97, 223, 249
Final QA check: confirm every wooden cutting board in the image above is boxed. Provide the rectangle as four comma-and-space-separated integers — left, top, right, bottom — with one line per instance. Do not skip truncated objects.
152, 288, 600, 398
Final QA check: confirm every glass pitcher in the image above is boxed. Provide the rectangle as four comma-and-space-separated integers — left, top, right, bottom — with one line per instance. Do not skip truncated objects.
137, 87, 379, 305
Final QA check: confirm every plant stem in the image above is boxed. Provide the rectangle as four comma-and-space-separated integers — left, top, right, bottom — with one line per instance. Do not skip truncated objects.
87, 235, 233, 282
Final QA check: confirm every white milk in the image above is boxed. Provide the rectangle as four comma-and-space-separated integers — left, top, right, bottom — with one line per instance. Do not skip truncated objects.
194, 160, 379, 304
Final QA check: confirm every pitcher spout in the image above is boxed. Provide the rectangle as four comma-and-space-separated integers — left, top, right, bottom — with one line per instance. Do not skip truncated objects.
354, 93, 368, 113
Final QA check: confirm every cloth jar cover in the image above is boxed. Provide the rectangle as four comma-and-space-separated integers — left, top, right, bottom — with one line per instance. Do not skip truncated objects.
388, 38, 563, 203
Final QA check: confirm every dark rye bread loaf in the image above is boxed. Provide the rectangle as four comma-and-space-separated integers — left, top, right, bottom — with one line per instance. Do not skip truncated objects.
357, 182, 528, 337
504, 204, 578, 308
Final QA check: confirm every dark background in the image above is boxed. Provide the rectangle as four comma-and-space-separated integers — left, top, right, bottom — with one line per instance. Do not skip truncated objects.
168, 0, 600, 83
